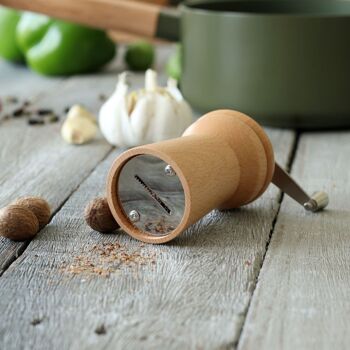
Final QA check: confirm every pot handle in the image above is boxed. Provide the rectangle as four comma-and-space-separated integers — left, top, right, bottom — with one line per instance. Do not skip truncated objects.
156, 7, 180, 40
0, 0, 180, 40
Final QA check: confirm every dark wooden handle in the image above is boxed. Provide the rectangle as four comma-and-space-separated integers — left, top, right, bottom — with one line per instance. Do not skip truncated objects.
0, 0, 180, 40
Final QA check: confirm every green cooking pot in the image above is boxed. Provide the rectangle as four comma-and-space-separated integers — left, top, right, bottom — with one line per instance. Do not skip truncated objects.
178, 1, 350, 128
3, 0, 350, 128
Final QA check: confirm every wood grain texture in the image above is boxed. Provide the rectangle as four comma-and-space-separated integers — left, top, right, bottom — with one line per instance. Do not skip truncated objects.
0, 0, 161, 37
0, 45, 170, 275
0, 68, 119, 273
108, 134, 241, 243
108, 110, 276, 244
0, 129, 294, 349
238, 132, 348, 350
183, 110, 275, 207
108, 30, 167, 44
0, 60, 62, 121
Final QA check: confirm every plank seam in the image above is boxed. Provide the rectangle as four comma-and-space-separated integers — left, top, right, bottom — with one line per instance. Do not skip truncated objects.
0, 146, 114, 277
234, 131, 301, 349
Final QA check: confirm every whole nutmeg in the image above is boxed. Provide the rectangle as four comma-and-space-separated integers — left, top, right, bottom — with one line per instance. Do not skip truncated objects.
0, 205, 39, 241
84, 197, 119, 233
13, 197, 51, 229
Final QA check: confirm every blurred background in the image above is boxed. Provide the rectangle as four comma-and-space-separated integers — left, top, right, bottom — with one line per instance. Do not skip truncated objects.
1, 0, 350, 137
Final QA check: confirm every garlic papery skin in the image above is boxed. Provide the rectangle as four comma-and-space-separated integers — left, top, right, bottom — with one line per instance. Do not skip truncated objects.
99, 69, 193, 148
61, 105, 98, 145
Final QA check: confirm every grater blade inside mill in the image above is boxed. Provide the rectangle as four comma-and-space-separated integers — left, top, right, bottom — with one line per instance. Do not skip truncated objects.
117, 155, 185, 237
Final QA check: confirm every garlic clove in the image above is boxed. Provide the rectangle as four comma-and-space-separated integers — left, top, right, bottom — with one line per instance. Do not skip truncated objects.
67, 105, 96, 123
99, 73, 138, 147
129, 93, 155, 144
166, 78, 184, 101
61, 105, 98, 145
147, 94, 187, 143
126, 91, 138, 115
145, 69, 158, 92
99, 89, 124, 146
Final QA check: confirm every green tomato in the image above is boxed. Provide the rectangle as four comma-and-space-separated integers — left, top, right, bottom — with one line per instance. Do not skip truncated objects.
0, 7, 24, 62
125, 40, 154, 71
166, 44, 181, 81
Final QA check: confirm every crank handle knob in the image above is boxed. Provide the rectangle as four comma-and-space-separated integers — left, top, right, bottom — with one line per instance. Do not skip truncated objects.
304, 191, 329, 212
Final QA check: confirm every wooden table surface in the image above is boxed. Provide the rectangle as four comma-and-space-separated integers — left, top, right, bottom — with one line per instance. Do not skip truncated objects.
0, 45, 348, 350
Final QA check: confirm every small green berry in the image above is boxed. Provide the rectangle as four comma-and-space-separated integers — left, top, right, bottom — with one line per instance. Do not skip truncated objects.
125, 41, 155, 71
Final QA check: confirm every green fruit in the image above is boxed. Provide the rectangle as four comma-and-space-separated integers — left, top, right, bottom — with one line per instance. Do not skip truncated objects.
16, 12, 116, 76
125, 40, 154, 71
166, 44, 181, 81
0, 6, 24, 62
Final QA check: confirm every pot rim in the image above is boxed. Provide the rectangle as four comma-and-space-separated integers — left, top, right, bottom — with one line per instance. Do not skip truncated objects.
181, 0, 350, 19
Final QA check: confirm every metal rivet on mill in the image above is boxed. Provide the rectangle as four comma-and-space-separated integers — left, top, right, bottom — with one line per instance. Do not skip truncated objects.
164, 165, 176, 176
106, 109, 329, 244
129, 210, 141, 223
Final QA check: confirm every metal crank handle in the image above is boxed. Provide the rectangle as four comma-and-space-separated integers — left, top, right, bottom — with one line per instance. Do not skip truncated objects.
272, 163, 329, 212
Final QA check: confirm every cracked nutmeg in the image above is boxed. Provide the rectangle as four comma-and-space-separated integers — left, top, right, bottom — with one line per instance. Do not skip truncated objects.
0, 205, 39, 241
13, 197, 51, 229
84, 197, 119, 233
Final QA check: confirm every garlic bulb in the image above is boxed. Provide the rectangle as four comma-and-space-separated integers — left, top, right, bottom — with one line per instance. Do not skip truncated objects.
99, 69, 193, 147
61, 105, 98, 145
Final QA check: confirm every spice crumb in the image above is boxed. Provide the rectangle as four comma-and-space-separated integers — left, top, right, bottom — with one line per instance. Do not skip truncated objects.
37, 108, 54, 116
45, 114, 59, 123
95, 324, 107, 335
98, 94, 107, 102
28, 118, 45, 125
13, 107, 25, 117
62, 242, 156, 277
31, 318, 43, 326
2, 100, 60, 126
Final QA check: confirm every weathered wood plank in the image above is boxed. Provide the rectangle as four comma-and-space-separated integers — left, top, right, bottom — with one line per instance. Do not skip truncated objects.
0, 60, 62, 96
0, 75, 118, 273
0, 129, 294, 350
0, 59, 63, 120
0, 45, 178, 275
238, 132, 348, 350
0, 122, 112, 274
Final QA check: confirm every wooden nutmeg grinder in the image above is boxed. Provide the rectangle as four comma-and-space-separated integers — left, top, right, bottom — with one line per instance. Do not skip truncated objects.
107, 110, 328, 244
